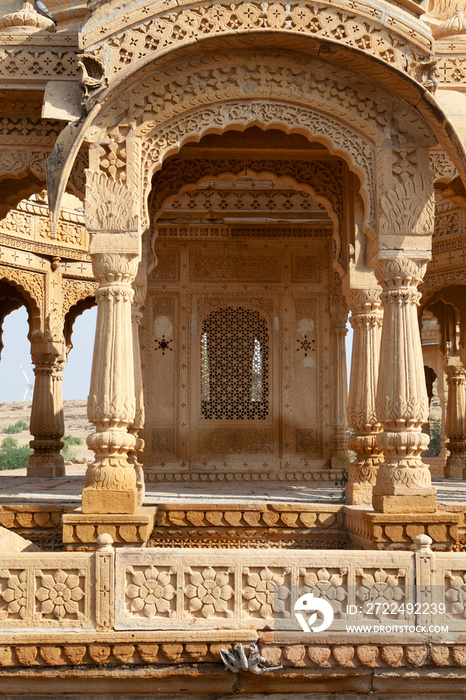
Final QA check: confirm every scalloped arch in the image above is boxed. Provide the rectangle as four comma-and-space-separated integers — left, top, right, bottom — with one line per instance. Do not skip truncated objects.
150, 166, 340, 271
142, 100, 375, 241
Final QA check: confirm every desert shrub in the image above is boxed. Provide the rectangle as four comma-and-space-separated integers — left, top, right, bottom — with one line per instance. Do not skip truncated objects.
4, 420, 28, 434
0, 437, 32, 470
62, 435, 83, 458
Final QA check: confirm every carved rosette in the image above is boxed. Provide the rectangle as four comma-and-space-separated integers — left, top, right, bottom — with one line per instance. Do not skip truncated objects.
373, 255, 436, 513
345, 288, 383, 505
28, 347, 65, 478
444, 363, 466, 479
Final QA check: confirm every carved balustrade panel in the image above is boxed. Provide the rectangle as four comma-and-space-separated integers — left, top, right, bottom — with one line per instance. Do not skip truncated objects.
115, 548, 415, 631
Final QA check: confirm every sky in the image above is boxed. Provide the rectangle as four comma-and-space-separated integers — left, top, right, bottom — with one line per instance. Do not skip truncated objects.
0, 306, 353, 402
0, 305, 97, 402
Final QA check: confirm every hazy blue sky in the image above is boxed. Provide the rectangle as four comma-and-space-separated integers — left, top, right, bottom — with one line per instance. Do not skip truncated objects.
0, 306, 97, 402
0, 306, 353, 402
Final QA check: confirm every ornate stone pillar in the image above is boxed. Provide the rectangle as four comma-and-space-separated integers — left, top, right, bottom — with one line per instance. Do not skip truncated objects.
437, 370, 448, 460
330, 306, 349, 468
127, 278, 146, 506
345, 288, 383, 505
444, 361, 466, 478
373, 253, 436, 513
82, 171, 141, 515
28, 342, 65, 478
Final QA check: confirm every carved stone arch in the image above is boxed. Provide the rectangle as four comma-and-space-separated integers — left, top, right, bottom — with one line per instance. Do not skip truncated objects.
81, 0, 433, 91
0, 174, 45, 220
62, 279, 98, 352
150, 161, 341, 270
422, 285, 466, 356
197, 297, 273, 326
0, 270, 42, 338
63, 294, 97, 355
140, 99, 375, 255
0, 277, 42, 349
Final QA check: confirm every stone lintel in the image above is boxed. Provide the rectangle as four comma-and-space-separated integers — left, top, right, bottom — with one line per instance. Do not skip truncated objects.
344, 505, 460, 550
63, 506, 156, 550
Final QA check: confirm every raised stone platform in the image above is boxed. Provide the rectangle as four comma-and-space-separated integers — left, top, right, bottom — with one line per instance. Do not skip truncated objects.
1, 474, 466, 551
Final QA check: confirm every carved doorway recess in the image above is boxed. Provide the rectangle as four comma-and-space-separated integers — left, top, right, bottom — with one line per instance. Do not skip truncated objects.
142, 131, 346, 484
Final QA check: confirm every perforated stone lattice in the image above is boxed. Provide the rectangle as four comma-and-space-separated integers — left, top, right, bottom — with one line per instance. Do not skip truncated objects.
201, 306, 269, 420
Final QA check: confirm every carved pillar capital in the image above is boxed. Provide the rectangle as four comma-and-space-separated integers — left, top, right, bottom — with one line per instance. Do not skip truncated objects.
372, 252, 436, 512
374, 254, 428, 295
445, 362, 466, 385
131, 281, 146, 325
346, 287, 383, 316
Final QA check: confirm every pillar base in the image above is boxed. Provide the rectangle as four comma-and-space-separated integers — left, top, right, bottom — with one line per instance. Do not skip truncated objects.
372, 490, 437, 514
331, 453, 350, 470
82, 487, 138, 515
345, 481, 373, 505
344, 506, 460, 550
63, 506, 156, 551
27, 454, 65, 478
445, 454, 466, 479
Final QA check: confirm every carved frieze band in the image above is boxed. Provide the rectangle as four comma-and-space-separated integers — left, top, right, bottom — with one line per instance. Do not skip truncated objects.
83, 0, 432, 77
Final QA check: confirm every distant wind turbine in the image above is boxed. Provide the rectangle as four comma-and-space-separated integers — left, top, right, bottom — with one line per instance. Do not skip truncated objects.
19, 364, 33, 402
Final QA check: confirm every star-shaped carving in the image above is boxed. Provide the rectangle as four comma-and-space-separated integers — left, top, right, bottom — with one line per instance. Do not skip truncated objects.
154, 335, 173, 355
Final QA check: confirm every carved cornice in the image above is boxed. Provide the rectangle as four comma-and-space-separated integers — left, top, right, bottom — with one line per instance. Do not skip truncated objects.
80, 0, 433, 74
0, 47, 78, 84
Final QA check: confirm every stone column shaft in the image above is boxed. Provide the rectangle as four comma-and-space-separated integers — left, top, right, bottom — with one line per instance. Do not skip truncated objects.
373, 253, 436, 513
330, 314, 349, 468
444, 361, 466, 478
345, 289, 383, 505
128, 282, 146, 506
28, 344, 65, 478
83, 251, 139, 514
